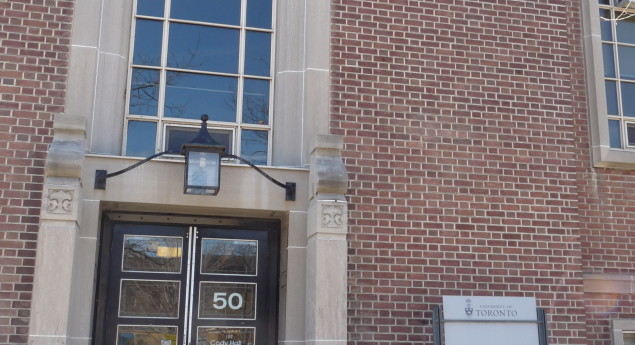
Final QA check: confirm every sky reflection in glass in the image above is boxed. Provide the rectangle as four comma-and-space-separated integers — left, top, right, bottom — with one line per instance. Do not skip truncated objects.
170, 0, 240, 25
168, 23, 239, 74
164, 72, 237, 122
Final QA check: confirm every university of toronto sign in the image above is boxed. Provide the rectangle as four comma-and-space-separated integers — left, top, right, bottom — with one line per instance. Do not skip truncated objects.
442, 296, 541, 345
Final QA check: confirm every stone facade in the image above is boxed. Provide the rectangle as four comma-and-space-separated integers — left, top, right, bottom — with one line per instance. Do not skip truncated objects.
0, 0, 634, 345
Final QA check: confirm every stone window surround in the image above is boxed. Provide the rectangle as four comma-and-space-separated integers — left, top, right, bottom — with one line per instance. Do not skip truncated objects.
124, 0, 275, 163
65, 0, 331, 168
612, 319, 635, 345
582, 0, 635, 169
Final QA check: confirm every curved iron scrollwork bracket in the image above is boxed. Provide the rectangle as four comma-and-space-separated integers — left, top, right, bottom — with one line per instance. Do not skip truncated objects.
94, 152, 296, 201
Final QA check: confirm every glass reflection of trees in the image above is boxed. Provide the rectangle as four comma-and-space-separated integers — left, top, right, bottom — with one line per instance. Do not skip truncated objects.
123, 236, 182, 273
118, 326, 178, 345
201, 239, 257, 275
197, 327, 255, 345
120, 280, 180, 318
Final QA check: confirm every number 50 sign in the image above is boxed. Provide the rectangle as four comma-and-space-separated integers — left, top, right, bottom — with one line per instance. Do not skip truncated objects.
200, 282, 256, 319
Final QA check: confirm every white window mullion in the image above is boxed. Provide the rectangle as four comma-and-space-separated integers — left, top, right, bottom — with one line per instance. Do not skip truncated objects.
156, 0, 172, 153
235, 0, 248, 158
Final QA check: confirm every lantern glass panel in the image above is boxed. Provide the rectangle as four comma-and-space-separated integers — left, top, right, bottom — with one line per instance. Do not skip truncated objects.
185, 150, 220, 194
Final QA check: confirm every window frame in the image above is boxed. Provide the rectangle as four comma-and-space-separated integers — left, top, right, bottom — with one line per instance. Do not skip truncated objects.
612, 319, 635, 345
584, 0, 635, 168
122, 0, 276, 165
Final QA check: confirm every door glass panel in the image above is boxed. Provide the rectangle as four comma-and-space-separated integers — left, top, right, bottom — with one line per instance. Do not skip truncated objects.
198, 327, 255, 345
199, 282, 256, 319
117, 325, 178, 345
201, 239, 258, 275
119, 280, 181, 318
123, 235, 183, 273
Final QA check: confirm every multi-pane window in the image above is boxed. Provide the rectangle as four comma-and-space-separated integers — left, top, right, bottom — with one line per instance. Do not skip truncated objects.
125, 0, 273, 165
599, 0, 635, 149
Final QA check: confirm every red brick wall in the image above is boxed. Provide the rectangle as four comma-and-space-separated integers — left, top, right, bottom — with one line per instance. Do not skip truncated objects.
0, 1, 73, 343
331, 0, 588, 344
579, 170, 635, 345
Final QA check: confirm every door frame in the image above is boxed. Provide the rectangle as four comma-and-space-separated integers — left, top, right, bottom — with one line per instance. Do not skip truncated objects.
92, 212, 280, 345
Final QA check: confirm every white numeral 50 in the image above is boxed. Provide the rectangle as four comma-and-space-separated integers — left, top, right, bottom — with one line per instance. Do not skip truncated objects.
212, 292, 244, 310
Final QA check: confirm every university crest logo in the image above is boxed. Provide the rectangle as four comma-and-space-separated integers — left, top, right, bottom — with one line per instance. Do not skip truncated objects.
465, 298, 473, 317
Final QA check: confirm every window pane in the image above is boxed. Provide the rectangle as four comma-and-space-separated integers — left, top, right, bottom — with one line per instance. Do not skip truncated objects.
164, 72, 237, 121
247, 0, 272, 29
137, 0, 164, 17
616, 16, 635, 44
199, 282, 256, 319
126, 121, 156, 157
606, 80, 619, 115
201, 239, 258, 275
167, 23, 239, 74
118, 326, 177, 345
198, 327, 255, 345
622, 82, 635, 117
132, 19, 163, 66
241, 129, 268, 165
123, 235, 182, 273
170, 0, 240, 25
129, 68, 160, 116
242, 79, 270, 125
609, 119, 621, 148
603, 44, 615, 78
618, 45, 635, 80
165, 126, 233, 154
625, 333, 635, 345
600, 9, 612, 41
628, 123, 635, 147
244, 31, 271, 77
119, 280, 180, 318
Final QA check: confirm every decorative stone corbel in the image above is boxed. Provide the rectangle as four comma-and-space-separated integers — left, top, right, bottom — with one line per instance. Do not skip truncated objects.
40, 114, 86, 221
309, 135, 348, 199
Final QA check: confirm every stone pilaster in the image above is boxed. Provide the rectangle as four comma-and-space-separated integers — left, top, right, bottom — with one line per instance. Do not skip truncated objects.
305, 135, 348, 345
29, 115, 86, 345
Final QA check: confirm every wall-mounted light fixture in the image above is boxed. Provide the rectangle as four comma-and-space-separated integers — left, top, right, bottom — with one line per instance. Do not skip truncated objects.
94, 115, 296, 201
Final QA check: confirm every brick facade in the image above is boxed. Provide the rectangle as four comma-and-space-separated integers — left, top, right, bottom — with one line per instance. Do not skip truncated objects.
0, 1, 73, 344
331, 0, 632, 344
1, 0, 634, 344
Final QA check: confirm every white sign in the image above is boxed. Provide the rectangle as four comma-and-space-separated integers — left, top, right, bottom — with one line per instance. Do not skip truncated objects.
443, 296, 540, 345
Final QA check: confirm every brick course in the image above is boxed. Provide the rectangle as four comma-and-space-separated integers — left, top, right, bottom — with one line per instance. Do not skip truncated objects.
0, 1, 73, 344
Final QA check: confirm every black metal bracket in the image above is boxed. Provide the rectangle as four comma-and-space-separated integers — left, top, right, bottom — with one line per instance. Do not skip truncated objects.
94, 151, 176, 190
222, 154, 296, 201
94, 152, 296, 201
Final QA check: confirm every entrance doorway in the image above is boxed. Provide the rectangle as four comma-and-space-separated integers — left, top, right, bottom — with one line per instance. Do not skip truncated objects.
94, 216, 279, 345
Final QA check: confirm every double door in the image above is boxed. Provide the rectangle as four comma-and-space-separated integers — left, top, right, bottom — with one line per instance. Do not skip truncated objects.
97, 220, 278, 345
